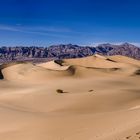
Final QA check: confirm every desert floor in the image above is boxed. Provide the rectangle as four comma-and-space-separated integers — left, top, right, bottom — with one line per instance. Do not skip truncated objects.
0, 55, 140, 140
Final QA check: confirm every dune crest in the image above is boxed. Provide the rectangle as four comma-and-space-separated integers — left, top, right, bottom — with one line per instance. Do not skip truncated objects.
0, 55, 140, 82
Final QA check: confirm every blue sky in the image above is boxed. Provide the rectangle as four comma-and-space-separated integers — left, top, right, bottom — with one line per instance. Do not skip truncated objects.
0, 0, 140, 46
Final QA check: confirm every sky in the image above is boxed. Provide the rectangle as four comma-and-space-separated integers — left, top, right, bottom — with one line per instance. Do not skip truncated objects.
0, 0, 140, 46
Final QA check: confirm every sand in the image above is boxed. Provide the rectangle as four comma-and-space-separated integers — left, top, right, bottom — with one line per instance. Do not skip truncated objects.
0, 54, 140, 140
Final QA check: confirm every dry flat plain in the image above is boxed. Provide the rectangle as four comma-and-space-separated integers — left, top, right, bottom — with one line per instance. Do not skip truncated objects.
0, 54, 140, 140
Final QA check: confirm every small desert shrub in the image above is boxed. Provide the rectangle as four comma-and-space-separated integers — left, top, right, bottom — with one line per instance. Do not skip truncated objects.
56, 89, 64, 93
135, 69, 140, 75
88, 90, 94, 92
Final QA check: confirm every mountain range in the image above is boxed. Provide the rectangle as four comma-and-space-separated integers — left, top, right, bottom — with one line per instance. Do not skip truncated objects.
0, 43, 140, 63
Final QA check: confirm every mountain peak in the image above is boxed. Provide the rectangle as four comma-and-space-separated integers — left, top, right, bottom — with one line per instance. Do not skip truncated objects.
121, 42, 134, 46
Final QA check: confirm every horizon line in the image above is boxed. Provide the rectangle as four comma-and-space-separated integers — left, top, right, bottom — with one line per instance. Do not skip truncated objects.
0, 42, 140, 47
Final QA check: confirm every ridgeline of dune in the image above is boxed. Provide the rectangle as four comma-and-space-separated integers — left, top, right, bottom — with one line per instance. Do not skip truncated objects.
1, 63, 75, 82
0, 54, 140, 82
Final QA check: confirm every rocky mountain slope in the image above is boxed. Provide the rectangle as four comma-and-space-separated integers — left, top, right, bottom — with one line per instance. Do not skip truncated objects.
0, 43, 140, 63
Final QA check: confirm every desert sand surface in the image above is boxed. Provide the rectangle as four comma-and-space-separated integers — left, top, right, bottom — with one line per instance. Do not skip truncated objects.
0, 55, 140, 140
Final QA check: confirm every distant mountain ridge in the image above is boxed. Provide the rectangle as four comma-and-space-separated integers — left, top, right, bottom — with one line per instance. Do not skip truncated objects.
0, 43, 140, 63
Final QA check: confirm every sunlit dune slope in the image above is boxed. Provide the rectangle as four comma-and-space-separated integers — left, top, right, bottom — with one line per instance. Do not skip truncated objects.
0, 55, 140, 140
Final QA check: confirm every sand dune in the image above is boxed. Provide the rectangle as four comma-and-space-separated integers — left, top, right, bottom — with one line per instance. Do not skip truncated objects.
0, 55, 140, 140
1, 63, 75, 82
